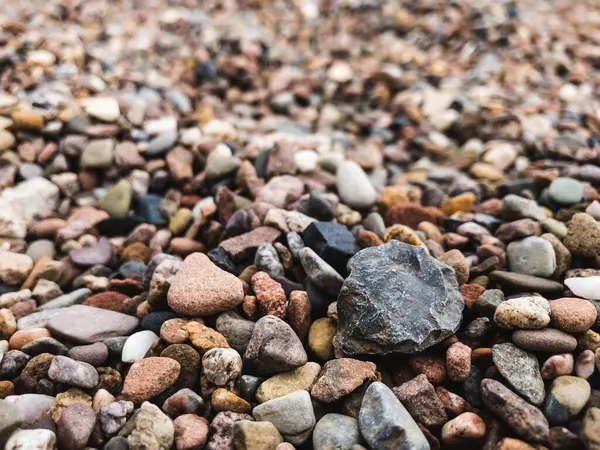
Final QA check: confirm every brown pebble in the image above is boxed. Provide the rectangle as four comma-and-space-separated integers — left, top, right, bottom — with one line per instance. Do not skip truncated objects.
121, 357, 181, 404
550, 298, 597, 333
9, 328, 51, 350
446, 342, 472, 382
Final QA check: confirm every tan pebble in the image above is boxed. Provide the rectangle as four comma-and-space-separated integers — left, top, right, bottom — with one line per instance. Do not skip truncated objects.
408, 355, 446, 385
0, 380, 14, 398
186, 321, 229, 354
211, 388, 251, 414
494, 296, 551, 330
495, 437, 536, 450
308, 318, 336, 361
550, 298, 597, 333
441, 412, 486, 445
9, 328, 51, 350
576, 349, 595, 379
541, 354, 573, 380
446, 342, 471, 382
0, 309, 16, 340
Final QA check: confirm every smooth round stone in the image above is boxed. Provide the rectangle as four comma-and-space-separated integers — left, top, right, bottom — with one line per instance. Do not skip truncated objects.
512, 329, 577, 353
26, 240, 56, 263
336, 161, 377, 209
544, 376, 591, 425
494, 296, 551, 330
548, 177, 584, 205
68, 342, 109, 366
255, 362, 321, 403
313, 413, 364, 450
122, 330, 159, 363
82, 97, 120, 122
119, 261, 146, 279
587, 200, 600, 220
565, 276, 600, 300
550, 298, 597, 333
507, 237, 556, 278
541, 354, 574, 380
294, 150, 319, 173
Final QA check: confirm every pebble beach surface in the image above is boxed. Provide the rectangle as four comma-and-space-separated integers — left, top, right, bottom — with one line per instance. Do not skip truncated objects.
1, 0, 600, 449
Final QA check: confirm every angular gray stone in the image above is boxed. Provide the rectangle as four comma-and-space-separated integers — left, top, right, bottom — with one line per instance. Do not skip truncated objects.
502, 194, 546, 221
254, 243, 284, 278
492, 343, 545, 405
38, 288, 92, 310
359, 382, 429, 450
215, 311, 254, 355
507, 237, 556, 278
47, 305, 139, 344
252, 390, 315, 445
337, 241, 463, 355
313, 413, 364, 450
300, 247, 344, 296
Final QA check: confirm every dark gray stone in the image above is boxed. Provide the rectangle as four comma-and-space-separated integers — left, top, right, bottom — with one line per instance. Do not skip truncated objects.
358, 382, 428, 450
337, 241, 464, 355
313, 413, 364, 450
492, 343, 545, 405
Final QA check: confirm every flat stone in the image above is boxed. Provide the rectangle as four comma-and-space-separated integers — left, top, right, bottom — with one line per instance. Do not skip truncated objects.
502, 194, 546, 221
359, 381, 429, 450
168, 252, 244, 316
68, 342, 109, 366
38, 289, 91, 310
252, 390, 315, 445
492, 343, 545, 405
47, 305, 139, 344
83, 97, 120, 122
548, 177, 584, 205
494, 296, 551, 329
337, 240, 463, 355
96, 180, 132, 218
512, 328, 577, 353
565, 276, 600, 300
489, 271, 564, 296
507, 237, 556, 278
255, 362, 321, 403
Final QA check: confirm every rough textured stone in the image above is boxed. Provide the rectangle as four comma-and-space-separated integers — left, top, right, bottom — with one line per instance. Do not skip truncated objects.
57, 403, 97, 450
492, 343, 545, 405
121, 357, 181, 404
303, 221, 360, 276
392, 374, 448, 427
256, 362, 320, 403
359, 382, 429, 450
481, 378, 549, 443
48, 355, 99, 389
494, 296, 551, 330
119, 401, 174, 450
206, 411, 253, 450
233, 420, 283, 450
311, 358, 377, 403
337, 241, 463, 355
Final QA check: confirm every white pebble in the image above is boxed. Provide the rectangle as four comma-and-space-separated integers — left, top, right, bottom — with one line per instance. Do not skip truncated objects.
565, 277, 600, 300
294, 150, 319, 173
122, 330, 159, 363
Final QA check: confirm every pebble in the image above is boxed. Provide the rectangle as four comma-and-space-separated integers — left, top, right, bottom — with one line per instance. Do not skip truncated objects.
441, 412, 486, 445
68, 342, 109, 366
57, 403, 97, 450
122, 330, 159, 363
550, 297, 597, 332
507, 236, 556, 278
174, 414, 209, 450
512, 328, 577, 353
564, 276, 600, 300
163, 389, 205, 417
310, 358, 377, 403
544, 375, 590, 425
582, 407, 600, 450
96, 180, 132, 218
120, 401, 174, 450
81, 138, 115, 168
233, 420, 283, 450
446, 341, 472, 382
5, 429, 56, 450
393, 374, 448, 427
576, 349, 595, 379
313, 413, 364, 450
255, 362, 321, 403
244, 315, 307, 376
308, 318, 336, 361
489, 271, 564, 296
48, 355, 99, 389
336, 161, 377, 209
299, 247, 344, 296
47, 305, 139, 344
202, 347, 243, 387
252, 390, 315, 445
494, 296, 551, 329
359, 382, 429, 450
541, 353, 574, 380
564, 213, 600, 257
492, 343, 545, 405
167, 252, 244, 316
83, 97, 120, 122
548, 177, 584, 205
121, 357, 180, 404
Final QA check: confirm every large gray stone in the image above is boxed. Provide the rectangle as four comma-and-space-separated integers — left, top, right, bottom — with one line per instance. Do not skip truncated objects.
359, 382, 429, 450
507, 236, 556, 278
313, 413, 364, 450
337, 241, 463, 355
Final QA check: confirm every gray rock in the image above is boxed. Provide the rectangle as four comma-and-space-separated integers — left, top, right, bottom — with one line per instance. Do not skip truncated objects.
244, 315, 307, 376
502, 194, 547, 221
286, 232, 305, 260
146, 130, 178, 156
21, 337, 69, 356
104, 436, 129, 450
507, 237, 556, 278
162, 388, 205, 416
473, 289, 504, 317
206, 412, 253, 450
548, 177, 584, 205
38, 288, 92, 310
313, 413, 364, 450
48, 355, 99, 389
100, 400, 135, 436
300, 247, 344, 296
252, 390, 315, 445
481, 378, 549, 443
17, 308, 67, 330
4, 394, 55, 424
81, 138, 115, 168
359, 382, 429, 450
0, 401, 24, 442
254, 243, 284, 278
215, 311, 254, 355
336, 161, 377, 209
26, 240, 56, 263
57, 403, 97, 450
492, 343, 545, 405
47, 305, 139, 344
119, 401, 173, 450
363, 212, 386, 239
337, 241, 463, 355
0, 350, 30, 377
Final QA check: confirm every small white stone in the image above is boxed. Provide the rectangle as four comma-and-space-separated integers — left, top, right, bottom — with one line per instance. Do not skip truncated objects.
27, 50, 56, 67
6, 429, 56, 450
576, 350, 595, 379
122, 330, 159, 363
82, 97, 121, 122
294, 150, 319, 173
336, 161, 377, 209
565, 276, 600, 300
180, 127, 203, 146
328, 61, 353, 83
